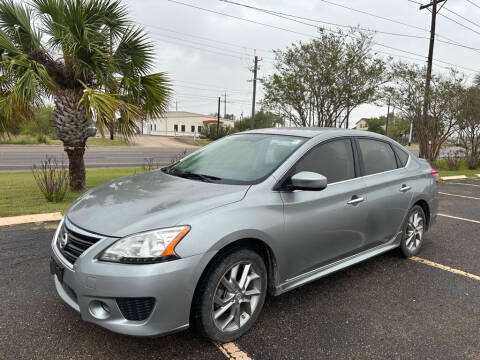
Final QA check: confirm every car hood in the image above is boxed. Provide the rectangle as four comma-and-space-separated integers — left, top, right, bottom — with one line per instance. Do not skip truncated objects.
66, 170, 250, 237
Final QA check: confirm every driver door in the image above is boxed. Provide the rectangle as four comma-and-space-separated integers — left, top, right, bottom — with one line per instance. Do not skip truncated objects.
280, 138, 369, 279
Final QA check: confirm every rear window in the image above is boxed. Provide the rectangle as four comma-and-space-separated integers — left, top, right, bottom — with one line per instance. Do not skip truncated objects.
357, 139, 397, 176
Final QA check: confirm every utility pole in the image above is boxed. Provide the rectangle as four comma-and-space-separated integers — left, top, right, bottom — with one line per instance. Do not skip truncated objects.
224, 91, 227, 119
217, 96, 221, 137
419, 0, 446, 158
251, 55, 258, 129
386, 98, 391, 136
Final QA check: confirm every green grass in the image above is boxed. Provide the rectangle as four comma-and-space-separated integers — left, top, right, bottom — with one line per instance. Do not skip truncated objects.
435, 158, 480, 178
0, 168, 139, 217
1, 135, 131, 146
195, 139, 212, 147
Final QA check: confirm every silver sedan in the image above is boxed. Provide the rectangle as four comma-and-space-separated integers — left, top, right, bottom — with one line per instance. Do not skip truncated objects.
50, 128, 438, 342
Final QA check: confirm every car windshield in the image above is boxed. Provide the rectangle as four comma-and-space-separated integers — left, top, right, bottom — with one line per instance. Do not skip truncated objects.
164, 134, 306, 184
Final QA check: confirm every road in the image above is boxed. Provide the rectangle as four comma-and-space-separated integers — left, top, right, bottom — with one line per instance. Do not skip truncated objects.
0, 180, 479, 360
0, 145, 197, 170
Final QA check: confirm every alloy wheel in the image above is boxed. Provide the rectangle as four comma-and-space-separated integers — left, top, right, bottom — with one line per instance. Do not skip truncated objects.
212, 261, 263, 332
405, 211, 424, 251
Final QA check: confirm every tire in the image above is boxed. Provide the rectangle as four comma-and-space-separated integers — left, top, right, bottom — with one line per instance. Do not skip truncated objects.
399, 205, 426, 258
193, 248, 268, 343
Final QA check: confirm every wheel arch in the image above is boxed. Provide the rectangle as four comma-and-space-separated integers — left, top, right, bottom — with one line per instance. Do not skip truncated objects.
189, 237, 278, 324
412, 198, 431, 230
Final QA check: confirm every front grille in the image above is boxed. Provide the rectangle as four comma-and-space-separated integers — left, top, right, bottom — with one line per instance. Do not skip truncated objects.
116, 297, 155, 321
58, 223, 101, 264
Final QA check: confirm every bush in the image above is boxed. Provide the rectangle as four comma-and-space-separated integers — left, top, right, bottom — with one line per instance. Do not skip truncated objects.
20, 106, 56, 138
36, 134, 48, 144
444, 151, 463, 171
142, 157, 160, 171
200, 123, 233, 140
32, 157, 69, 202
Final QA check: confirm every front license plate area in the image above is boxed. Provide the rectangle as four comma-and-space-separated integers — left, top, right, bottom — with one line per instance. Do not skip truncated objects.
50, 257, 64, 283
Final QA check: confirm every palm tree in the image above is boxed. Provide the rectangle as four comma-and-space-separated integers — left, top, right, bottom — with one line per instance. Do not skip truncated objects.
0, 0, 171, 190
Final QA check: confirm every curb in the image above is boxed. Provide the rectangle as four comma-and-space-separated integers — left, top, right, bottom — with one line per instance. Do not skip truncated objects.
0, 212, 62, 227
440, 175, 467, 180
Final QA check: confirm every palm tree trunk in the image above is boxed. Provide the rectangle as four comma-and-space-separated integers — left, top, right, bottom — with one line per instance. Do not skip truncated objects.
54, 89, 89, 191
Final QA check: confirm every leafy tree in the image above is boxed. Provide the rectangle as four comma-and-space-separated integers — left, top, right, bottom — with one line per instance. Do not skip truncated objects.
457, 86, 480, 169
262, 29, 387, 128
234, 110, 284, 131
386, 62, 463, 163
0, 0, 171, 190
366, 117, 385, 135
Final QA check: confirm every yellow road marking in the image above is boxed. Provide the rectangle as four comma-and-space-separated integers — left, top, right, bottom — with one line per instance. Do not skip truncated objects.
438, 213, 480, 224
411, 257, 480, 281
215, 342, 252, 360
438, 192, 480, 201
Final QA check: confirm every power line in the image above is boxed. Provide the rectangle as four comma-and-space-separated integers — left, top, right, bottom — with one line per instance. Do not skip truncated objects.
143, 23, 273, 53
320, 0, 468, 46
222, 0, 480, 54
442, 5, 480, 30
174, 79, 251, 93
409, 0, 480, 36
212, 0, 477, 72
465, 0, 480, 10
221, 0, 428, 39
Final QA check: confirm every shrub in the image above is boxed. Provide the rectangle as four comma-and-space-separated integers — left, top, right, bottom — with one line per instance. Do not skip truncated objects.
142, 157, 160, 171
32, 157, 69, 202
170, 149, 188, 164
444, 151, 463, 171
36, 134, 48, 144
200, 123, 233, 140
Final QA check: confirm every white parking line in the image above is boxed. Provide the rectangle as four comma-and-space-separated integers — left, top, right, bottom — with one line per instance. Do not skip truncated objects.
215, 342, 252, 360
446, 182, 480, 187
411, 257, 480, 281
438, 213, 480, 224
438, 192, 480, 201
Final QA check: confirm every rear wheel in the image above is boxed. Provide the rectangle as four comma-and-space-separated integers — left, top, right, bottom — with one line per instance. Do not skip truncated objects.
399, 205, 426, 257
193, 248, 267, 343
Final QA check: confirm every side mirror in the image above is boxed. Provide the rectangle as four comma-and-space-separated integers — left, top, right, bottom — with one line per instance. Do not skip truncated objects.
290, 171, 327, 191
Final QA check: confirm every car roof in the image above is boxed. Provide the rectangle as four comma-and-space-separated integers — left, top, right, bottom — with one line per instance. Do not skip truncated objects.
240, 127, 389, 140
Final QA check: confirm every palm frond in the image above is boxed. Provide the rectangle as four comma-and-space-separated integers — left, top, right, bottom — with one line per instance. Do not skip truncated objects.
0, 0, 41, 52
77, 80, 142, 141
114, 25, 154, 76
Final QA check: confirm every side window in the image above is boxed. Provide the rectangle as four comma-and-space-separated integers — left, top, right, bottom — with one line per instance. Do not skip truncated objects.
358, 139, 397, 175
293, 139, 355, 183
394, 146, 409, 167
181, 125, 185, 132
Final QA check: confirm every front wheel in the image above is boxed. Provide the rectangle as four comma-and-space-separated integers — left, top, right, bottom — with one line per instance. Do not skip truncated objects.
193, 248, 267, 343
399, 205, 426, 257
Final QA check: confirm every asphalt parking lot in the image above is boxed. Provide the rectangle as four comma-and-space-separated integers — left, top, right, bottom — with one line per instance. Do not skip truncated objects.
1, 180, 479, 360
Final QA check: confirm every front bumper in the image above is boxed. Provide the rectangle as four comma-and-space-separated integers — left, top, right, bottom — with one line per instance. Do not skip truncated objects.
50, 221, 216, 337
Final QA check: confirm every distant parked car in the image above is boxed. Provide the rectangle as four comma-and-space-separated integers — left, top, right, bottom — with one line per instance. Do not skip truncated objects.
50, 128, 438, 342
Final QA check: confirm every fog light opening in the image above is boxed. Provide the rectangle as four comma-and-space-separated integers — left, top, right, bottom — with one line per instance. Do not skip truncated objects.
89, 300, 111, 320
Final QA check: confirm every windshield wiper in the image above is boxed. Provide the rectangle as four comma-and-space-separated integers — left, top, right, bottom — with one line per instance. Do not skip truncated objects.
172, 170, 222, 183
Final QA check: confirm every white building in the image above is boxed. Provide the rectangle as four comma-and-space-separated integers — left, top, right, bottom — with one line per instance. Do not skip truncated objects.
142, 111, 235, 137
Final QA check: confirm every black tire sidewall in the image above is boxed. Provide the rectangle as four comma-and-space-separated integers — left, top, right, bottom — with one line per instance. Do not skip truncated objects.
400, 205, 426, 257
194, 248, 268, 343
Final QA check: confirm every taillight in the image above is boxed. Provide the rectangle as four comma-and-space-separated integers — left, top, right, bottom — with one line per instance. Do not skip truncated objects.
430, 169, 439, 184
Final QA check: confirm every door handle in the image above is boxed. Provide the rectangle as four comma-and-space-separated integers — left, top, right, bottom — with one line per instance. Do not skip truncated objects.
399, 185, 412, 192
347, 196, 364, 205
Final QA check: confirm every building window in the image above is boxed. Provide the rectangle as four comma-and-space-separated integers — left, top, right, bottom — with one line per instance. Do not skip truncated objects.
174, 124, 178, 132
154, 124, 157, 131
150, 124, 152, 131
181, 125, 185, 132
191, 125, 195, 133
198, 126, 202, 133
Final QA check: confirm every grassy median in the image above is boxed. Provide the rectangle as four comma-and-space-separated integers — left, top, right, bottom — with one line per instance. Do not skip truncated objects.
0, 168, 138, 217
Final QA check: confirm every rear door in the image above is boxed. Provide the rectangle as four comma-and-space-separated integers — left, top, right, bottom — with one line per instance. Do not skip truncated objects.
280, 138, 369, 278
355, 138, 413, 245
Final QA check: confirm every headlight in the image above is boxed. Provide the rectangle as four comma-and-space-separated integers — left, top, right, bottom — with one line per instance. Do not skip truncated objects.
98, 226, 190, 264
